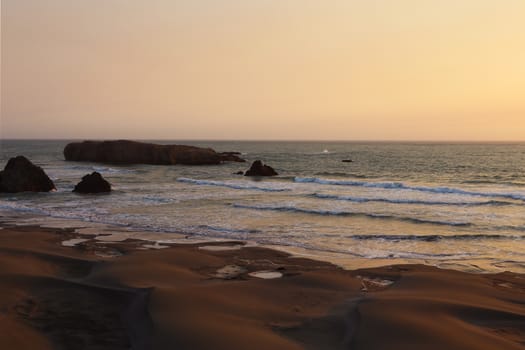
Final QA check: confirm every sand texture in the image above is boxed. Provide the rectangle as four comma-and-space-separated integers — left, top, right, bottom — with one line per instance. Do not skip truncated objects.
0, 225, 524, 349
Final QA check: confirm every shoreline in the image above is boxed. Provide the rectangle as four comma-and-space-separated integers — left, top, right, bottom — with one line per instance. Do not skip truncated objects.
1, 210, 519, 275
2, 140, 525, 277
1, 223, 524, 349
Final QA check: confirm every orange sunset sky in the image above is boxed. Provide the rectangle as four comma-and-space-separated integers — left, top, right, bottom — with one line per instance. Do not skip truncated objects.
1, 0, 524, 140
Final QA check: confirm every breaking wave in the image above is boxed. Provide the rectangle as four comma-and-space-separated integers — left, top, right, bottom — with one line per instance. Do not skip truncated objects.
295, 177, 525, 201
232, 203, 471, 227
350, 234, 525, 242
312, 193, 512, 206
177, 178, 291, 192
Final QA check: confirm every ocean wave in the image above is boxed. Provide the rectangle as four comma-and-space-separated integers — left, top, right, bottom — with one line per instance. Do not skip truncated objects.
462, 180, 525, 187
314, 172, 367, 178
312, 193, 512, 206
232, 203, 471, 227
351, 234, 525, 242
350, 250, 478, 260
198, 225, 262, 235
295, 177, 525, 201
64, 165, 136, 174
142, 196, 176, 204
177, 178, 291, 192
0, 202, 46, 215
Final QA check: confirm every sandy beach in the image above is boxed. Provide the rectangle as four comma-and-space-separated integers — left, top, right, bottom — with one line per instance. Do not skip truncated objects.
0, 224, 523, 350
4, 0, 525, 348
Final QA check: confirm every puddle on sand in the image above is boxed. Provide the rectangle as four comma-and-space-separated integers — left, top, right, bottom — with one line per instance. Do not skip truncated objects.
248, 271, 283, 279
61, 238, 89, 247
357, 276, 395, 291
214, 265, 247, 279
143, 243, 169, 249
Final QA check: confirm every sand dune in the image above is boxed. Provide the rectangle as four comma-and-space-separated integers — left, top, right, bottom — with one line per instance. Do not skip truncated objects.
0, 225, 524, 349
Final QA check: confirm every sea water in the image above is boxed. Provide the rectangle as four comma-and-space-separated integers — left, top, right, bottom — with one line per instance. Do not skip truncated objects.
1, 140, 524, 273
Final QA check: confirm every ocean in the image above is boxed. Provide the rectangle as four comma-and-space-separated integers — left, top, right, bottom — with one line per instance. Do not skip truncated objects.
1, 140, 525, 273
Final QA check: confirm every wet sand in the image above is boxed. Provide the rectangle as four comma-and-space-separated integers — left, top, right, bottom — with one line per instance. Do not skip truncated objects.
0, 225, 524, 349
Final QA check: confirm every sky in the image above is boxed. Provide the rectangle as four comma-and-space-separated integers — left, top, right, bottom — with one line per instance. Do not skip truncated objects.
1, 0, 524, 140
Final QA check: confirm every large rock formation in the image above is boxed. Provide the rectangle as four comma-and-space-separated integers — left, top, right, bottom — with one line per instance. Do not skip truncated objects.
64, 140, 245, 165
244, 160, 278, 176
73, 172, 111, 193
0, 156, 56, 193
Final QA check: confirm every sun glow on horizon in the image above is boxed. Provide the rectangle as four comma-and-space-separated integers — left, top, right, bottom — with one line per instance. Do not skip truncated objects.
1, 0, 524, 140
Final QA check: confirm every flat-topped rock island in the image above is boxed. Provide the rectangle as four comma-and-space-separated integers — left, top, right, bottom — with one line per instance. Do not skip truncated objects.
64, 140, 245, 165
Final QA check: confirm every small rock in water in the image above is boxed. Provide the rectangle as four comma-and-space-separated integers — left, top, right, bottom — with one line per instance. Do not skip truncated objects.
341, 159, 353, 163
73, 172, 111, 193
244, 160, 278, 176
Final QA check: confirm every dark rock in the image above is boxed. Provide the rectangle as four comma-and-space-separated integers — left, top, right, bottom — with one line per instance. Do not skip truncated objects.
0, 156, 56, 193
219, 152, 246, 162
244, 160, 278, 176
342, 159, 353, 163
64, 140, 245, 165
234, 171, 244, 175
73, 172, 111, 193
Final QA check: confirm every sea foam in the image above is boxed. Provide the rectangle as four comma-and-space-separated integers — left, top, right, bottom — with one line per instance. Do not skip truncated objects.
177, 177, 291, 192
295, 177, 525, 201
232, 203, 472, 227
311, 193, 512, 206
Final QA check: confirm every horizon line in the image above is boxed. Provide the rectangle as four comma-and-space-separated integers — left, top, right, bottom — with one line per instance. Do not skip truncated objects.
1, 138, 525, 143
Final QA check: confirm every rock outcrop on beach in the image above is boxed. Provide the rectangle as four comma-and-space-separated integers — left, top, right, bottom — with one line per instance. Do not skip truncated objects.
244, 160, 278, 176
64, 140, 245, 165
0, 156, 56, 193
73, 172, 111, 193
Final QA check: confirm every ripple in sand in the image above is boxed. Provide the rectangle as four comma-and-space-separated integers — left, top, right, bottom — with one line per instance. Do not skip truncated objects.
248, 271, 283, 279
61, 238, 89, 247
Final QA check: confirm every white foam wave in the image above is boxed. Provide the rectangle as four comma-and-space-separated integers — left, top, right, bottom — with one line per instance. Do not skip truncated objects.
64, 165, 136, 174
350, 233, 525, 242
312, 193, 512, 206
141, 195, 176, 204
295, 177, 525, 201
177, 178, 291, 192
232, 203, 471, 227
0, 202, 46, 215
